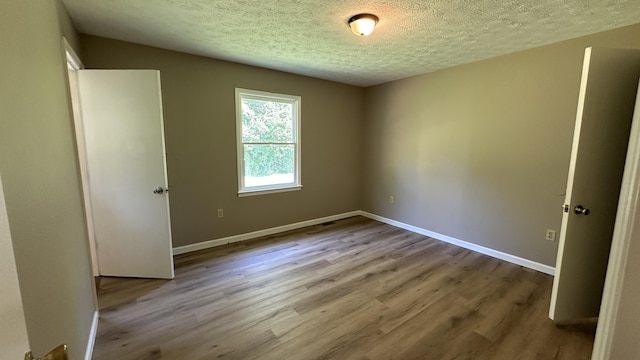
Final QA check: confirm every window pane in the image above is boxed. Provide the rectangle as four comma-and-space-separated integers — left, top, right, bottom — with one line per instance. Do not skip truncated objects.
244, 144, 294, 187
241, 98, 293, 143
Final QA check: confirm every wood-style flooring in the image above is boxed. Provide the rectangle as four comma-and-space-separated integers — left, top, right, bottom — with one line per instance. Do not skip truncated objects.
92, 216, 594, 360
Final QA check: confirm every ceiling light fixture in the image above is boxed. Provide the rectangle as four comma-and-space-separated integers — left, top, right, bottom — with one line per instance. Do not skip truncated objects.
348, 13, 379, 36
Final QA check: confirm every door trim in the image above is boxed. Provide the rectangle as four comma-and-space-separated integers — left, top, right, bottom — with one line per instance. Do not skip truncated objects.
63, 37, 99, 277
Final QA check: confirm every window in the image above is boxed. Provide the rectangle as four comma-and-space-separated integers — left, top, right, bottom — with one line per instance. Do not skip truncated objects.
235, 88, 301, 196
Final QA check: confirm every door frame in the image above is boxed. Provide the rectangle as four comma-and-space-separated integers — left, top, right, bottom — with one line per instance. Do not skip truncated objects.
63, 38, 99, 277
592, 80, 640, 358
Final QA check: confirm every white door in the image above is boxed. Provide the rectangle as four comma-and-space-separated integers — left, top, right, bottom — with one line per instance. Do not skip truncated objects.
550, 48, 640, 321
77, 70, 174, 279
0, 174, 31, 359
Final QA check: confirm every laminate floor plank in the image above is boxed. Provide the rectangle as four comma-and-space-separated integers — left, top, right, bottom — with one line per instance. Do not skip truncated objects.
92, 216, 594, 360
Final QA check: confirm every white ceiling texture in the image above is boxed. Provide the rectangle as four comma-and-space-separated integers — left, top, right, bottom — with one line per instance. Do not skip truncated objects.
62, 0, 640, 87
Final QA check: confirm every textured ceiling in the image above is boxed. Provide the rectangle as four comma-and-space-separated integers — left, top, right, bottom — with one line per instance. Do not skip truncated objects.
62, 0, 640, 87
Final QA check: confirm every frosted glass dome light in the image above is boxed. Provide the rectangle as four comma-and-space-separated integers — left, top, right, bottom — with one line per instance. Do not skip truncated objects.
348, 14, 379, 36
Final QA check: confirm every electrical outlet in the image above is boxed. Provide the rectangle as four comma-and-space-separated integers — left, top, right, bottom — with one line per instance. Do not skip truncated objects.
545, 229, 556, 241
389, 196, 394, 204
217, 209, 224, 218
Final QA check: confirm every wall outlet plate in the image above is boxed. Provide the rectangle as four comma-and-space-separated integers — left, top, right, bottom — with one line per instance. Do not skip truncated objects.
545, 229, 556, 241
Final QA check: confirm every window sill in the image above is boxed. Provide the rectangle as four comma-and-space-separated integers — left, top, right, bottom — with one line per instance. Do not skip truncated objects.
238, 185, 302, 197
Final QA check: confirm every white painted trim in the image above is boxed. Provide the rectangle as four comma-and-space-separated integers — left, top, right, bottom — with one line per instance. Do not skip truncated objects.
592, 80, 640, 360
63, 37, 100, 278
360, 212, 555, 275
173, 210, 554, 275
84, 310, 99, 360
238, 185, 302, 197
62, 38, 83, 70
172, 211, 361, 255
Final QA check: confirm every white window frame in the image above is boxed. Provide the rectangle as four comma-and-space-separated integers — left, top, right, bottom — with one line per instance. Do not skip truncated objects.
235, 88, 302, 196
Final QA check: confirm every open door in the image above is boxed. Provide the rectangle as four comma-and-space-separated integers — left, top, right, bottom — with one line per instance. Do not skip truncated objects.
0, 174, 31, 360
77, 70, 174, 279
550, 48, 640, 321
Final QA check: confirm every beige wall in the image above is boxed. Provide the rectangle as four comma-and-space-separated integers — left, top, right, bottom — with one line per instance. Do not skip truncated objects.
79, 35, 365, 247
363, 23, 640, 267
0, 1, 96, 359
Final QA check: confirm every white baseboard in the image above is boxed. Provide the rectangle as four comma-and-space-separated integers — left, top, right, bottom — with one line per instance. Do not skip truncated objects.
172, 211, 362, 255
359, 211, 555, 275
84, 310, 99, 360
172, 210, 554, 276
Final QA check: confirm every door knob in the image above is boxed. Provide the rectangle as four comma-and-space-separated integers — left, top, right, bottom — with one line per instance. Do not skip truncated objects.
574, 205, 590, 215
152, 186, 167, 194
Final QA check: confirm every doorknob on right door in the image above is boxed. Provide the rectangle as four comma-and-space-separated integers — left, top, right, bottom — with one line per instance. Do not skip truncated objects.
574, 205, 591, 215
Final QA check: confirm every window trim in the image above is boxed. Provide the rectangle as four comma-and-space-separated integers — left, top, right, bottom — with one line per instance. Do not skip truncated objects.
235, 88, 302, 196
